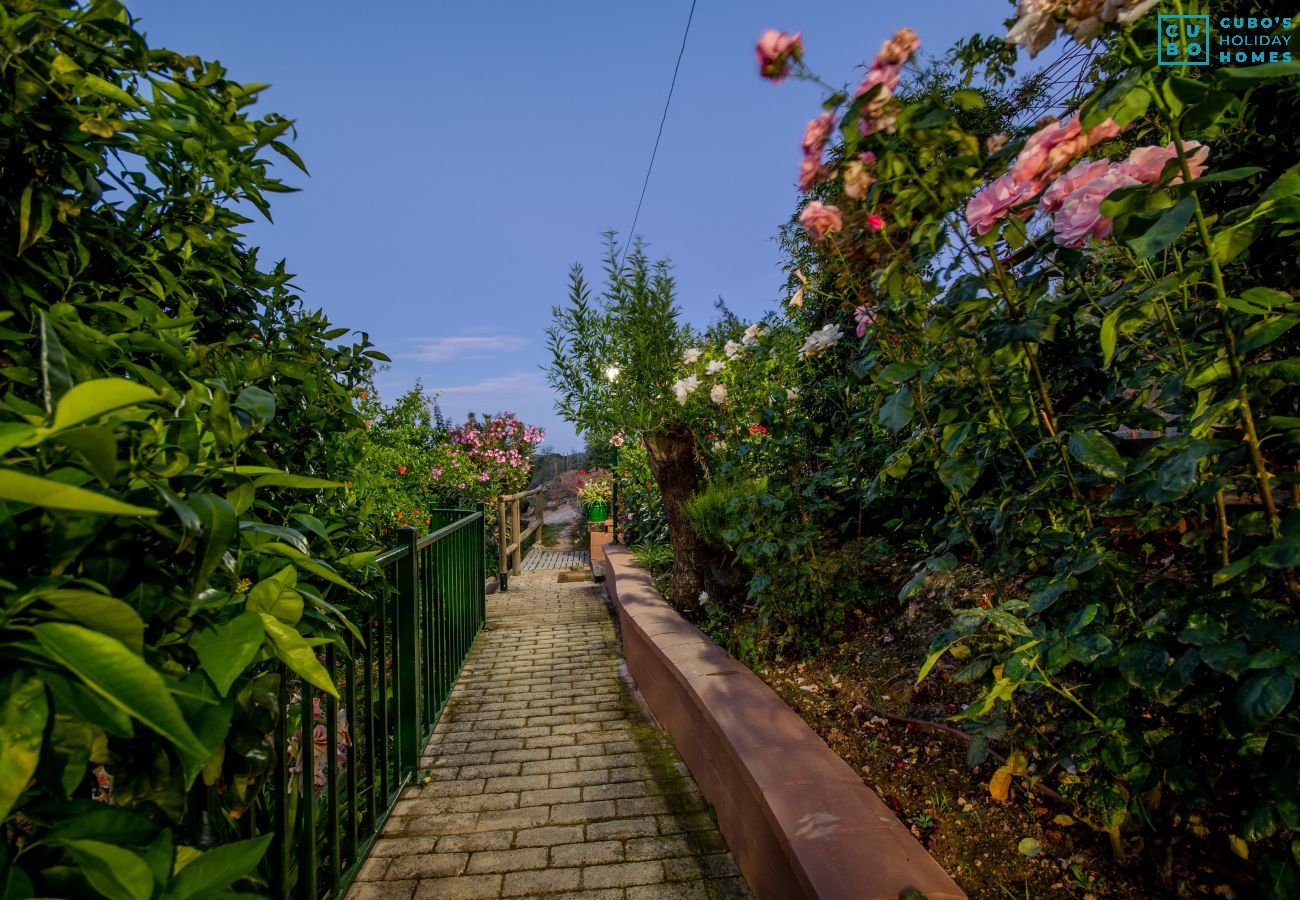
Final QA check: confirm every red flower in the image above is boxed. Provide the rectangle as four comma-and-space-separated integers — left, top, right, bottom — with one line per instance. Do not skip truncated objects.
358, 390, 367, 399
398, 465, 407, 475
579, 469, 586, 475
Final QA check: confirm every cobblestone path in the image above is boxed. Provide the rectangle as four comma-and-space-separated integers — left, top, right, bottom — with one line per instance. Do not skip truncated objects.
348, 573, 751, 899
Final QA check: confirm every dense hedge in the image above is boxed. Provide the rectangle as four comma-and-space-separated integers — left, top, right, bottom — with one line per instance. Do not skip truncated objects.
0, 2, 386, 893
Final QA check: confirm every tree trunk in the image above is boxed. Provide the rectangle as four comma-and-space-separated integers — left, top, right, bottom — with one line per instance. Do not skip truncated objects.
643, 428, 714, 610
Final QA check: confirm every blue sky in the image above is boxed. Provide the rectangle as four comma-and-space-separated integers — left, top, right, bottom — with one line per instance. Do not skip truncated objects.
128, 0, 1015, 450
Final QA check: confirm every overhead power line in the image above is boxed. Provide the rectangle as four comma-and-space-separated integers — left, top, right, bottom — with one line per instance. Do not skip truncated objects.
619, 0, 698, 267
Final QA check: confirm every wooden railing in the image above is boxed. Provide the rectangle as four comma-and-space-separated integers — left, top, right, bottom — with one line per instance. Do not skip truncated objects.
498, 486, 544, 585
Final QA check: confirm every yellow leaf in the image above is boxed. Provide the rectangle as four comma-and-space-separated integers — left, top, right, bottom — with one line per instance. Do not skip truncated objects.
989, 766, 1013, 802
950, 643, 971, 659
1228, 835, 1249, 860
1007, 751, 1029, 776
992, 663, 1004, 680
1053, 814, 1075, 826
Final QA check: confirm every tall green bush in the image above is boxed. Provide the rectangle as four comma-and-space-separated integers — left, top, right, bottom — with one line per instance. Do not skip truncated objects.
0, 2, 385, 892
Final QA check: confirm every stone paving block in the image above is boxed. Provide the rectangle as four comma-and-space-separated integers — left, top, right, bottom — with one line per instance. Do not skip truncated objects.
411, 874, 501, 899
475, 805, 551, 830
434, 830, 514, 853
550, 840, 624, 866
347, 880, 416, 899
513, 824, 584, 847
384, 851, 468, 879
582, 780, 649, 802
549, 800, 617, 825
367, 837, 438, 857
586, 817, 659, 840
464, 846, 549, 874
625, 835, 696, 861
501, 866, 583, 896
582, 860, 666, 889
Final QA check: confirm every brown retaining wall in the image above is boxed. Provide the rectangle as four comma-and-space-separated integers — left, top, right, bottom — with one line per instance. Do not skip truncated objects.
602, 544, 966, 900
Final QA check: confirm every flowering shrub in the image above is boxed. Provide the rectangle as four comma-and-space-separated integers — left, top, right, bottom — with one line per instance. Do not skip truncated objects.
747, 7, 1300, 892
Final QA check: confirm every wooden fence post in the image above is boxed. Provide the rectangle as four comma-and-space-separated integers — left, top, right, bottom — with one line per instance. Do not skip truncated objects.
510, 497, 522, 576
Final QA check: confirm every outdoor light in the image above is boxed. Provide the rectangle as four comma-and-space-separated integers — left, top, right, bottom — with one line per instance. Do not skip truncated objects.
604, 365, 620, 382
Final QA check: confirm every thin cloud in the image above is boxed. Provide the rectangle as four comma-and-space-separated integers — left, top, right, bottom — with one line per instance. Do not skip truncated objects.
429, 373, 551, 399
398, 334, 527, 363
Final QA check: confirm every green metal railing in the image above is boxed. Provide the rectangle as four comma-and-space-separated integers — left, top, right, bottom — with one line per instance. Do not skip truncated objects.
256, 505, 486, 898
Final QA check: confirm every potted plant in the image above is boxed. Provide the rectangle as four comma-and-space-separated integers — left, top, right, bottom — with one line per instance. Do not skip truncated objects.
574, 469, 613, 523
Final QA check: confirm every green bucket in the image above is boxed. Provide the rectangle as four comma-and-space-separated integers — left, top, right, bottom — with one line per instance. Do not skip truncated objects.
587, 501, 609, 523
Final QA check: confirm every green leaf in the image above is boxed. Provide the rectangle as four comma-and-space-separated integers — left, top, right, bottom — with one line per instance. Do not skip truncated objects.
59, 840, 153, 900
164, 834, 272, 900
37, 589, 145, 654
54, 425, 118, 483
0, 468, 157, 517
938, 455, 980, 495
879, 387, 915, 433
1118, 642, 1170, 688
232, 386, 275, 425
256, 543, 359, 594
1018, 837, 1042, 857
33, 623, 210, 766
0, 422, 37, 455
247, 571, 303, 624
1218, 61, 1300, 86
189, 613, 264, 697
251, 473, 342, 490
188, 493, 236, 598
257, 614, 337, 698
1068, 430, 1126, 481
0, 671, 48, 821
81, 73, 138, 107
1124, 196, 1196, 259
48, 378, 160, 433
239, 521, 310, 554
39, 310, 72, 414
1237, 670, 1294, 729
1240, 315, 1300, 356
1100, 308, 1119, 367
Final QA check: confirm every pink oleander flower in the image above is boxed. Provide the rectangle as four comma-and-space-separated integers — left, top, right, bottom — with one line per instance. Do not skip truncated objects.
867, 213, 885, 231
965, 173, 1035, 235
799, 201, 843, 240
609, 432, 625, 447
1039, 158, 1110, 214
1052, 168, 1141, 247
854, 305, 877, 338
1116, 141, 1209, 185
756, 30, 802, 81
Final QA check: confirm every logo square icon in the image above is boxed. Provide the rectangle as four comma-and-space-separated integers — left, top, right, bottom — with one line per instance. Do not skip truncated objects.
1157, 15, 1211, 66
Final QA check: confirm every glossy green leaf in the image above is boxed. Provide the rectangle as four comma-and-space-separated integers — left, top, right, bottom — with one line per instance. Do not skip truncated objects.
0, 468, 157, 517
58, 840, 153, 900
257, 614, 337, 697
878, 387, 914, 433
1068, 430, 1126, 481
33, 623, 209, 765
247, 570, 303, 624
1124, 196, 1196, 259
49, 378, 160, 432
251, 473, 342, 490
189, 612, 264, 696
163, 834, 271, 900
232, 386, 275, 425
39, 310, 72, 414
256, 542, 359, 593
1238, 670, 1294, 728
37, 589, 145, 654
187, 493, 236, 598
0, 672, 47, 822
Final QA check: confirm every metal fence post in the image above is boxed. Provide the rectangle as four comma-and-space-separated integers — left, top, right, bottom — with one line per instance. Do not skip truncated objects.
475, 501, 487, 624
394, 526, 420, 777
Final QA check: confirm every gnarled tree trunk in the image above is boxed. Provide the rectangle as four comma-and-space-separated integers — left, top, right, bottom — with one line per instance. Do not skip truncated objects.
643, 427, 715, 610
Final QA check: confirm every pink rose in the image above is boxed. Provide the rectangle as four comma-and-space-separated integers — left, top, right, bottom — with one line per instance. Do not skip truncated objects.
798, 155, 822, 193
1012, 116, 1119, 189
877, 27, 920, 66
799, 201, 843, 240
842, 160, 875, 200
802, 113, 835, 155
867, 213, 885, 231
965, 173, 1035, 235
1039, 159, 1110, 214
1116, 141, 1210, 185
1052, 169, 1141, 248
756, 30, 802, 81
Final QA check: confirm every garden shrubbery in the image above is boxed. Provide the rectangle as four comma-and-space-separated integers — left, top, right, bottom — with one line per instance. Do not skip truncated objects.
550, 6, 1300, 892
